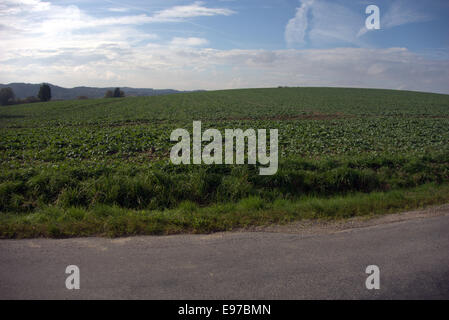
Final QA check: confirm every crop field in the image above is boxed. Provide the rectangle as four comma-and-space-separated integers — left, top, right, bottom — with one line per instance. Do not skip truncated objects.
1, 87, 448, 238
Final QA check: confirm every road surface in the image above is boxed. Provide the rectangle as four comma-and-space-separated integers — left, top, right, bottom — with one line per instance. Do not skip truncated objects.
1, 205, 448, 299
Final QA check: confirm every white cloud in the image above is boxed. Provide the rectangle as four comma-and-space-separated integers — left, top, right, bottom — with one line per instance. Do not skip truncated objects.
152, 1, 235, 22
107, 7, 130, 13
170, 37, 209, 47
382, 0, 431, 28
285, 0, 314, 46
2, 41, 448, 94
285, 0, 363, 47
0, 0, 235, 37
0, 0, 232, 63
287, 0, 433, 46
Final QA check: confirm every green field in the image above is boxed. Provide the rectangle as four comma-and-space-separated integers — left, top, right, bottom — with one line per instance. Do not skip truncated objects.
1, 87, 449, 238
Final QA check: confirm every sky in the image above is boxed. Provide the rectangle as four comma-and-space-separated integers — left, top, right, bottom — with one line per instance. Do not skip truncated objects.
0, 0, 448, 93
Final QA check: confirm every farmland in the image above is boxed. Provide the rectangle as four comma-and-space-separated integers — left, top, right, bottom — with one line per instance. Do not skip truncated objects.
0, 87, 448, 238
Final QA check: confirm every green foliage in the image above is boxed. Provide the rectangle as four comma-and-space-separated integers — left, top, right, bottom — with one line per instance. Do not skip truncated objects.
1, 183, 448, 238
0, 153, 447, 213
105, 88, 125, 98
104, 90, 113, 98
38, 83, 51, 102
0, 87, 15, 105
0, 87, 448, 237
113, 87, 125, 98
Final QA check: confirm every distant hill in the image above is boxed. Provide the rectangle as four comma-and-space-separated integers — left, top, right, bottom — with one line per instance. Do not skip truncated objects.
0, 83, 188, 100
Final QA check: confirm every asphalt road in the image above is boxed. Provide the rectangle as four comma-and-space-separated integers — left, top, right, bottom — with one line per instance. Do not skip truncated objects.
1, 208, 448, 299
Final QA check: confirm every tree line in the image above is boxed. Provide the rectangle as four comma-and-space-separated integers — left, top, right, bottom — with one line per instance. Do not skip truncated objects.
1, 85, 126, 106
0, 83, 51, 106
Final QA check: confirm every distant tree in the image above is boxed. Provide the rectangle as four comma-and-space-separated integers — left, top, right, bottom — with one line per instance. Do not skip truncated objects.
0, 87, 15, 105
113, 87, 125, 98
105, 88, 124, 98
77, 96, 89, 100
104, 90, 113, 98
38, 83, 51, 102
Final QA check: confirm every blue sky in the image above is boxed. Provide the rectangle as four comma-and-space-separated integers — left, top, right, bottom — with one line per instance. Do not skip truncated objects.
0, 0, 448, 93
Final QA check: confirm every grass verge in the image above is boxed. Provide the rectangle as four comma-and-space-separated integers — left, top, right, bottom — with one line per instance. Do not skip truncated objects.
1, 182, 448, 238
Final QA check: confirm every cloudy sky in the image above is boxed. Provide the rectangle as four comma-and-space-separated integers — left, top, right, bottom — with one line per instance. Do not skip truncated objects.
0, 0, 448, 93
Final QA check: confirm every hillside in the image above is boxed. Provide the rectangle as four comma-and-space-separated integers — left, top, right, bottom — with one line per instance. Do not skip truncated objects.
0, 83, 185, 100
